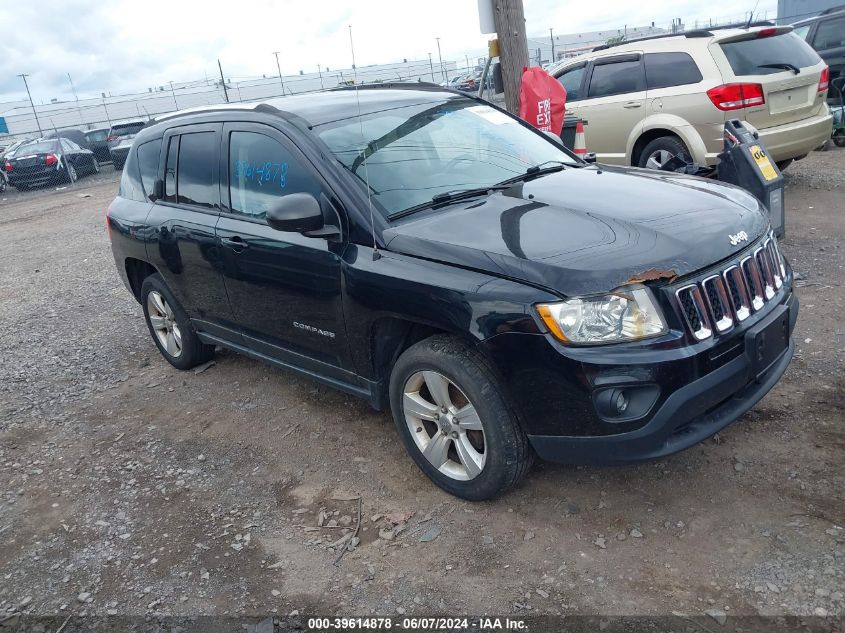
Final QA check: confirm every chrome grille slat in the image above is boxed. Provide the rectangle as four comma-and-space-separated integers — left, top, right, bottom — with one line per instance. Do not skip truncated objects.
672, 232, 787, 340
702, 275, 733, 332
723, 265, 751, 322
676, 285, 713, 340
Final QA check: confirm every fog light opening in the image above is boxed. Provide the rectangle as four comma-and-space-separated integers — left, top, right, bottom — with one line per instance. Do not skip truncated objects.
615, 390, 628, 414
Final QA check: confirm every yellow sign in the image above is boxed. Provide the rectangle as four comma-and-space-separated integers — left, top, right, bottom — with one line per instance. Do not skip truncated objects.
750, 145, 778, 181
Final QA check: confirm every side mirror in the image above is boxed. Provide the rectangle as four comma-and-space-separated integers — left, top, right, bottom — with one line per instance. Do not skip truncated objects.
543, 130, 565, 146
266, 193, 325, 233
151, 178, 164, 201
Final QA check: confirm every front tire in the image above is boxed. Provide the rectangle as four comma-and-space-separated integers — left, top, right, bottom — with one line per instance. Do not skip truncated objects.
141, 274, 215, 370
638, 136, 691, 169
389, 335, 532, 500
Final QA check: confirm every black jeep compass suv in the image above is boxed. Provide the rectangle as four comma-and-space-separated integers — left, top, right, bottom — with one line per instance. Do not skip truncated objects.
108, 84, 798, 500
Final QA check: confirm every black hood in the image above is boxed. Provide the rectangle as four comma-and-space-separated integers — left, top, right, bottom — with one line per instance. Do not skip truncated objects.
382, 166, 770, 296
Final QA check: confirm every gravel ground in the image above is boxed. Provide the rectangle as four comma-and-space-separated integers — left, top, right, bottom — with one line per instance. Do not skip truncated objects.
0, 148, 842, 630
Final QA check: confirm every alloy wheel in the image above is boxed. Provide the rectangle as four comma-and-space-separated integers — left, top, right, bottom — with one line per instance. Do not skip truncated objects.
147, 290, 182, 358
402, 370, 486, 481
645, 149, 674, 170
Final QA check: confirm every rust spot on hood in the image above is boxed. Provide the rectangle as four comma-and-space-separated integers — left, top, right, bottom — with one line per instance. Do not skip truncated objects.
626, 268, 678, 285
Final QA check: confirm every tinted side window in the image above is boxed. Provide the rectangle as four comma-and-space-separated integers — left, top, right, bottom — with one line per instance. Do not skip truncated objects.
164, 136, 178, 202
118, 139, 145, 202
814, 17, 845, 51
557, 64, 586, 101
177, 132, 218, 208
228, 131, 320, 220
644, 53, 703, 89
587, 59, 644, 98
137, 140, 161, 200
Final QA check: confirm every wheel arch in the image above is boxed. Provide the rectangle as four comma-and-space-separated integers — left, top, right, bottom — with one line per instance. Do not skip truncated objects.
124, 258, 159, 303
633, 117, 707, 166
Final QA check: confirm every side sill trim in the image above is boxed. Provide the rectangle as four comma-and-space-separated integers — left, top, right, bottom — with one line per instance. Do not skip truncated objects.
196, 331, 385, 410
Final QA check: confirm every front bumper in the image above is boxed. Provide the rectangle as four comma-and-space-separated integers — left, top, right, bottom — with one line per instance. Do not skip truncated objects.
480, 287, 798, 465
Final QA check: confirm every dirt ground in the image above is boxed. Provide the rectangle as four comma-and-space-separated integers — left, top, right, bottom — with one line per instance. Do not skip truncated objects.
0, 149, 842, 630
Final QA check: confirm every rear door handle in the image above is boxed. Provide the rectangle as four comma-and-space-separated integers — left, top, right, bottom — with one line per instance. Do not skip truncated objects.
623, 101, 642, 109
220, 236, 248, 252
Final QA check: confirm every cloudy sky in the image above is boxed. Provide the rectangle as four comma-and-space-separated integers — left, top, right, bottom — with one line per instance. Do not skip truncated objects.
2, 0, 777, 104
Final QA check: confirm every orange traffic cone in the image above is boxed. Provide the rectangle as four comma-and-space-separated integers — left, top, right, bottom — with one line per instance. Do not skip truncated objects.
573, 121, 587, 158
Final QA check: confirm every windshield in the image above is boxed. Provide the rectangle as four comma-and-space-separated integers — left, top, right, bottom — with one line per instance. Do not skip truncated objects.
315, 96, 577, 217
111, 123, 145, 137
86, 129, 109, 142
10, 140, 59, 156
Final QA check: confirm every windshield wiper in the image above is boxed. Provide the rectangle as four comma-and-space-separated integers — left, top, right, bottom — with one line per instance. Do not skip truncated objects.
389, 185, 512, 220
758, 62, 800, 74
494, 160, 574, 187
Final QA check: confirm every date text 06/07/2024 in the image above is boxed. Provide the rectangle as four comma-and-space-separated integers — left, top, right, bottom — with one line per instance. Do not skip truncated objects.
306, 616, 527, 630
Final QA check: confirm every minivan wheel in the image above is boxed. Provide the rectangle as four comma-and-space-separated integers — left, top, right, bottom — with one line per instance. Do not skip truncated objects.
638, 136, 691, 170
141, 274, 215, 370
389, 335, 532, 500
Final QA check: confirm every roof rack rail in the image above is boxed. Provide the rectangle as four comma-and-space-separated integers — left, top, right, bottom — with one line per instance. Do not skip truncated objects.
819, 4, 845, 14
591, 20, 777, 51
330, 81, 448, 92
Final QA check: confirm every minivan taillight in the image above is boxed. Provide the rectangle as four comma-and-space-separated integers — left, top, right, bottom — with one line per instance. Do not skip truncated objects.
44, 154, 59, 166
819, 67, 829, 92
707, 83, 765, 111
3, 161, 12, 172
106, 135, 119, 142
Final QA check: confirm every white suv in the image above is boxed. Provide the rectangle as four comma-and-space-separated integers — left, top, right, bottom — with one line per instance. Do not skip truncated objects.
552, 25, 833, 169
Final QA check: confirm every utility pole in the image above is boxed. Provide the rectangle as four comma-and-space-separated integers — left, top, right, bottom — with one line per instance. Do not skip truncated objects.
18, 74, 42, 137
317, 64, 324, 89
67, 73, 84, 125
465, 54, 470, 71
492, 0, 529, 113
549, 28, 555, 63
428, 53, 435, 82
102, 96, 112, 127
168, 81, 178, 110
435, 37, 446, 81
273, 51, 285, 95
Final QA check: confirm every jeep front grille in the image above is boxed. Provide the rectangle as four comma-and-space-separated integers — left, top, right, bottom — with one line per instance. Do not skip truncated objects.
674, 233, 785, 341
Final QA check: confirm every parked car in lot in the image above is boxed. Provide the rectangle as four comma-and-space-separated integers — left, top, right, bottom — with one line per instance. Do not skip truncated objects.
552, 25, 832, 169
108, 85, 797, 499
43, 129, 92, 152
107, 120, 146, 169
4, 138, 99, 190
792, 5, 845, 104
84, 127, 112, 163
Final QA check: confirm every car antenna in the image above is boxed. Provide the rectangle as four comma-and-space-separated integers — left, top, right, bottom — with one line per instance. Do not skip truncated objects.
744, 0, 760, 28
349, 24, 380, 261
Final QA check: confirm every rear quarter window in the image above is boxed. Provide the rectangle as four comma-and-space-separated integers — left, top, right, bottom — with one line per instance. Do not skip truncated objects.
645, 52, 703, 89
137, 140, 161, 200
118, 141, 145, 203
720, 32, 821, 76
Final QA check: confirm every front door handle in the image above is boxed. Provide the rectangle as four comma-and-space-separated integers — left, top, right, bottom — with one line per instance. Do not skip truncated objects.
623, 101, 642, 109
220, 236, 248, 252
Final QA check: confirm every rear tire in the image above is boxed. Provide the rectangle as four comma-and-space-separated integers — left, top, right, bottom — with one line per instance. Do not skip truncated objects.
389, 335, 532, 500
638, 136, 691, 169
834, 133, 845, 148
141, 274, 215, 370
91, 157, 101, 174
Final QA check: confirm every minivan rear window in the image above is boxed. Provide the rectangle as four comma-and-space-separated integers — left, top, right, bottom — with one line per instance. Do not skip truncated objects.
720, 32, 821, 76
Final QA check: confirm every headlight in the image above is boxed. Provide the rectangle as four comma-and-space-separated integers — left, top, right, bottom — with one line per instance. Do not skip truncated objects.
536, 286, 667, 345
